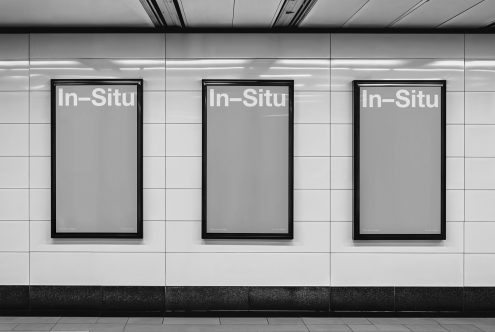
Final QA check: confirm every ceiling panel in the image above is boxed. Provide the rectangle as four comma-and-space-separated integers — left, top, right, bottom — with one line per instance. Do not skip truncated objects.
180, 0, 234, 27
440, 0, 495, 28
233, 0, 283, 27
344, 0, 422, 27
299, 0, 368, 27
0, 0, 153, 27
392, 0, 483, 27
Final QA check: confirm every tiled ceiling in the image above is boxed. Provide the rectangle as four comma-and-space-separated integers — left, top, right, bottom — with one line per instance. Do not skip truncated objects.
0, 0, 494, 29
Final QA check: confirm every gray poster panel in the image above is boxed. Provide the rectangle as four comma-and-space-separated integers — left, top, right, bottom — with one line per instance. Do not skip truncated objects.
353, 80, 446, 240
51, 79, 143, 238
202, 80, 294, 239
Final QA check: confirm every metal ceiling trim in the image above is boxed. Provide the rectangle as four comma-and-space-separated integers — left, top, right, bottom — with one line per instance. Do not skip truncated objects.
139, 0, 167, 27
273, 0, 318, 27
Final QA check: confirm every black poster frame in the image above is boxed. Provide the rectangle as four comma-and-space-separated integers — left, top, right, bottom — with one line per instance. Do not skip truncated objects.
51, 79, 143, 239
353, 80, 446, 240
202, 79, 294, 240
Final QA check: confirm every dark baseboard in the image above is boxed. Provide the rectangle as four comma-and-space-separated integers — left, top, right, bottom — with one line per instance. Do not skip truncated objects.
1, 286, 495, 316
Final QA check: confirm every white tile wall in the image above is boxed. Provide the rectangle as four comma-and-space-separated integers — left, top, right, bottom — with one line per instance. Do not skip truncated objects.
30, 34, 166, 59
30, 220, 165, 253
1, 32, 494, 286
294, 157, 330, 190
29, 157, 50, 188
0, 157, 29, 188
331, 222, 463, 253
331, 34, 464, 59
30, 252, 165, 285
294, 124, 330, 157
0, 125, 29, 156
166, 253, 330, 286
0, 253, 29, 285
0, 92, 28, 123
465, 254, 495, 286
0, 34, 28, 60
294, 190, 330, 222
166, 221, 330, 253
331, 253, 463, 286
0, 189, 29, 220
0, 221, 29, 251
166, 34, 331, 58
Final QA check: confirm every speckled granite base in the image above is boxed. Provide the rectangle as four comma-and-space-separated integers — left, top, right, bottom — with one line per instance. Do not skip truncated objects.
1, 286, 495, 315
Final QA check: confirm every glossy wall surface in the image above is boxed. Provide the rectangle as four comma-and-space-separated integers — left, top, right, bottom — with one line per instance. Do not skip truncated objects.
0, 33, 493, 288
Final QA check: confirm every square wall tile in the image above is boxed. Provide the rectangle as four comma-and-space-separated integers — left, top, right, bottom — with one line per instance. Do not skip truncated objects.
466, 222, 495, 253
0, 124, 28, 156
0, 253, 29, 285
466, 190, 495, 221
294, 190, 330, 222
465, 254, 495, 286
466, 34, 495, 59
294, 124, 330, 157
466, 92, 495, 124
166, 91, 201, 124
466, 125, 495, 157
0, 189, 28, 220
166, 124, 201, 157
0, 221, 29, 251
294, 92, 331, 124
0, 34, 28, 60
294, 157, 330, 190
0, 92, 28, 123
466, 158, 495, 189
0, 61, 28, 91
0, 157, 28, 188
166, 157, 201, 189
466, 59, 495, 91
166, 189, 201, 221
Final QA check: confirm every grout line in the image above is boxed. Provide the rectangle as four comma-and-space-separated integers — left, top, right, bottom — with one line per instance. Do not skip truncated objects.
463, 33, 466, 290
28, 32, 31, 290
164, 34, 167, 293
329, 33, 332, 294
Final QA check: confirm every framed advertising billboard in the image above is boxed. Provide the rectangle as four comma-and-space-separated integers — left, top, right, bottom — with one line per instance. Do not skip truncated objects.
202, 79, 294, 239
353, 80, 446, 240
51, 79, 143, 238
